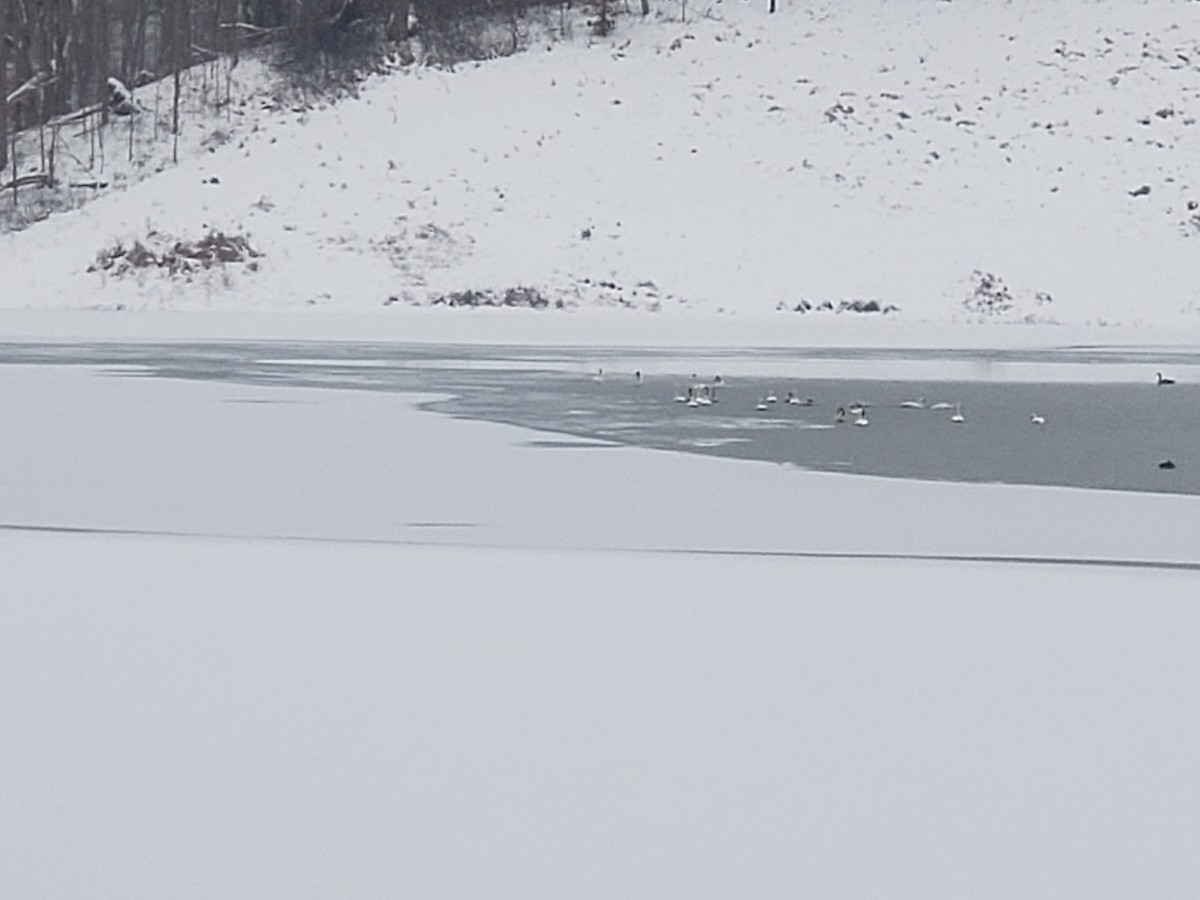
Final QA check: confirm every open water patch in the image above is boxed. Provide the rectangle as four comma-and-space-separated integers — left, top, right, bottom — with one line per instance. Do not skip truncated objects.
3, 340, 1199, 495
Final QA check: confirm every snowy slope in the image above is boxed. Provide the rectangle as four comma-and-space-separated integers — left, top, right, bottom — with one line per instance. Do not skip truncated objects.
6, 0, 1200, 333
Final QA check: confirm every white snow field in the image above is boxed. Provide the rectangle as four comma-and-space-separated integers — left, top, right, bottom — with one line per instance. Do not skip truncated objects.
2, 363, 1200, 897
5, 532, 1200, 898
5, 0, 1200, 894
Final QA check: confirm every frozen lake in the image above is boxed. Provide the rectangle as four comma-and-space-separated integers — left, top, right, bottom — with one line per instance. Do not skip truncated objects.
4, 340, 1199, 495
4, 339, 1200, 899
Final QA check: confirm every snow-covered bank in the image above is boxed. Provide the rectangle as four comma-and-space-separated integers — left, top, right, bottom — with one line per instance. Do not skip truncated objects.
4, 307, 1200, 351
4, 529, 1200, 898
7, 0, 1200, 330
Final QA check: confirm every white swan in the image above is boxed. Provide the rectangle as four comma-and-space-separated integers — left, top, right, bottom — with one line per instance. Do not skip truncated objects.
854, 411, 869, 427
930, 401, 954, 410
1030, 413, 1045, 426
900, 397, 926, 409
756, 399, 769, 411
951, 403, 965, 424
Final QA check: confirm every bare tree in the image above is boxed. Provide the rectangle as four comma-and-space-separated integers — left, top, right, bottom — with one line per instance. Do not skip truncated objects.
162, 0, 190, 163
383, 0, 411, 41
1, 0, 10, 173
1, 0, 431, 192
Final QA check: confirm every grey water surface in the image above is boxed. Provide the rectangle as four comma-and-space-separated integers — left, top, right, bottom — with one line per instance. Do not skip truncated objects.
4, 340, 1198, 495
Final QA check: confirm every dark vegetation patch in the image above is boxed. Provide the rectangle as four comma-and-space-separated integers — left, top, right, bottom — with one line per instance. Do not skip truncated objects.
427, 286, 562, 307
963, 269, 1013, 316
781, 298, 900, 315
90, 230, 261, 277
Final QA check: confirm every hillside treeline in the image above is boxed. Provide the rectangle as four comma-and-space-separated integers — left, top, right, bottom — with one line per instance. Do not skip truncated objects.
2, 0, 524, 170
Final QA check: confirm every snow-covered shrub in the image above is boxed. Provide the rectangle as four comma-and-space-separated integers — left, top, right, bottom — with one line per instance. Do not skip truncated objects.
784, 298, 899, 315
200, 127, 233, 151
90, 229, 261, 278
1179, 200, 1200, 237
963, 270, 1014, 316
416, 0, 582, 67
429, 286, 560, 308
107, 78, 139, 116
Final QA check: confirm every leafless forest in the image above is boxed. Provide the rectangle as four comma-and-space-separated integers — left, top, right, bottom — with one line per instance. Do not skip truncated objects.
0, 0, 417, 175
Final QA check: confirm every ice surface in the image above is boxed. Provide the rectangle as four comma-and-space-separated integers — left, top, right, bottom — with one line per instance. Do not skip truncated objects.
2, 363, 1200, 897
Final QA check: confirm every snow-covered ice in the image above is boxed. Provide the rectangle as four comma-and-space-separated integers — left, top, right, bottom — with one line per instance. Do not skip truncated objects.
5, 530, 1200, 898
2, 362, 1200, 897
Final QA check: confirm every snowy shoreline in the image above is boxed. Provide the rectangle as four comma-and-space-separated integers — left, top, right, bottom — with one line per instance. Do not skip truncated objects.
5, 306, 1200, 349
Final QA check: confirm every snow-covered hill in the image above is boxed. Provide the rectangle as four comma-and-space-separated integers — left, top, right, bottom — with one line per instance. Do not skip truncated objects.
7, 0, 1200, 335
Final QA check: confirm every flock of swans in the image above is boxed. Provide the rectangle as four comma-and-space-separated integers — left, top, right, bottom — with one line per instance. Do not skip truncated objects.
661, 374, 1018, 430
594, 365, 1185, 474
650, 369, 1179, 429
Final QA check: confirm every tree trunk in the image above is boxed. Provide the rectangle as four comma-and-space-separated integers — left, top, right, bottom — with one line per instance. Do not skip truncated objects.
172, 64, 181, 163
168, 0, 189, 164
383, 0, 410, 41
1, 0, 10, 172
12, 0, 35, 130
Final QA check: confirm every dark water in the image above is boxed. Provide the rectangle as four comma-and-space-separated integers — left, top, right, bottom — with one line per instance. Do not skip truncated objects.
455, 373, 1200, 495
3, 341, 1199, 495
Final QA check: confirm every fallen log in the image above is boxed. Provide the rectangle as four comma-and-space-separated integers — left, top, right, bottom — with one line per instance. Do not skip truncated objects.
0, 173, 51, 193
